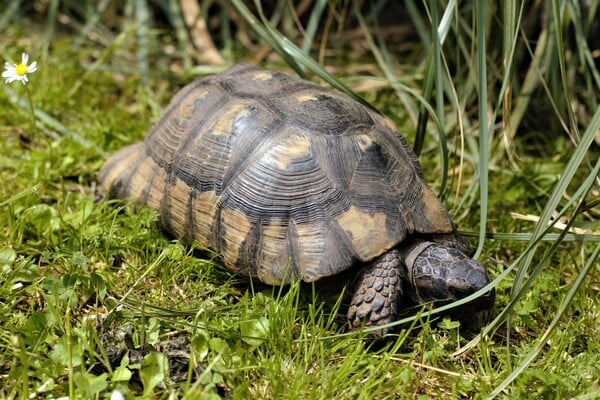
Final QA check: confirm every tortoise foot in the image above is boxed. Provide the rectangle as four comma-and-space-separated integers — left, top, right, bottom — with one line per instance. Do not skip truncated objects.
347, 249, 405, 335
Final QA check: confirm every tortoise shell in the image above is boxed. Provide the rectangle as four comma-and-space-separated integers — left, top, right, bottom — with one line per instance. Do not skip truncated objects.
100, 63, 454, 285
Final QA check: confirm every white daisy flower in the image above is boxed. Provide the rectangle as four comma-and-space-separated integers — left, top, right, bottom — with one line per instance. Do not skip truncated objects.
2, 52, 37, 84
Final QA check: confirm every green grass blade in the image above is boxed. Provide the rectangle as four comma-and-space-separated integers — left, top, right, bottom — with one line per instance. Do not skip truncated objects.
229, 0, 374, 111
509, 21, 551, 138
489, 232, 600, 242
404, 0, 429, 44
437, 0, 455, 42
3, 86, 107, 156
301, 0, 327, 55
0, 185, 39, 208
135, 0, 150, 85
163, 0, 193, 70
66, 23, 137, 99
414, 58, 435, 157
566, 1, 600, 91
458, 105, 600, 354
0, 0, 22, 31
511, 98, 600, 298
41, 0, 59, 60
352, 4, 422, 121
474, 1, 490, 259
430, 1, 448, 197
72, 0, 112, 49
488, 242, 600, 398
498, 0, 522, 163
551, 0, 580, 140
413, 0, 455, 158
229, 0, 301, 72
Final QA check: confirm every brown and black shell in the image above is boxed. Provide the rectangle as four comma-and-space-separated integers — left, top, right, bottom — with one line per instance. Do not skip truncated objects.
100, 63, 454, 285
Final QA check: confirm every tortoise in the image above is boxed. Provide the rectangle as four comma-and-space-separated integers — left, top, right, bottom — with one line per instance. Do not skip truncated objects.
100, 63, 494, 333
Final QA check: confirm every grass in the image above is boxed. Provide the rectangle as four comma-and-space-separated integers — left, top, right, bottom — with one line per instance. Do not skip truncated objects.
1, 1, 599, 399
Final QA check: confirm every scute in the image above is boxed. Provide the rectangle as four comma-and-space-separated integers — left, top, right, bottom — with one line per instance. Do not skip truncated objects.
274, 90, 374, 135
100, 63, 455, 285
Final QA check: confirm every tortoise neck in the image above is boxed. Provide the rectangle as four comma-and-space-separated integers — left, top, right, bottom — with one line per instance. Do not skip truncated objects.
403, 240, 435, 270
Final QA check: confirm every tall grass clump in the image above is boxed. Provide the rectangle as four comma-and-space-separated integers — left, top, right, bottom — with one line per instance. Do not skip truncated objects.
0, 1, 598, 398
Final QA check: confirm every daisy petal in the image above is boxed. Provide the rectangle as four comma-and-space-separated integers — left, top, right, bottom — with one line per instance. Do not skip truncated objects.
3, 53, 37, 85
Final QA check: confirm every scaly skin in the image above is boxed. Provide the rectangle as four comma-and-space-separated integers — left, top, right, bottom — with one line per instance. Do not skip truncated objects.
347, 237, 494, 334
347, 249, 406, 334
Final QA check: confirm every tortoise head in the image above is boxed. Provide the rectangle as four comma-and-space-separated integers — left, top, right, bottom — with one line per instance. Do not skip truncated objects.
403, 241, 495, 309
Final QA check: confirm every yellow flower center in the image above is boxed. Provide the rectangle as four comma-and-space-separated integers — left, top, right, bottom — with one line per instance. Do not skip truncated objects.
15, 63, 27, 76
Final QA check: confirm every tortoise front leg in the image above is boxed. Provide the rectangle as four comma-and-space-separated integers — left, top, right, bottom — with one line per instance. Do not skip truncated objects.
347, 249, 406, 335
